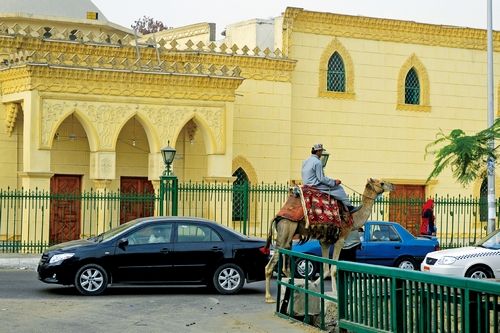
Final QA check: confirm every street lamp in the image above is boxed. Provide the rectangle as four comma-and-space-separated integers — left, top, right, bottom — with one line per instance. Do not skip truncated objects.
161, 141, 176, 176
159, 141, 178, 216
320, 152, 330, 168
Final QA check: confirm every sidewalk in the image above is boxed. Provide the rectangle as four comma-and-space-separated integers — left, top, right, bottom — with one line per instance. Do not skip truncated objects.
0, 253, 40, 270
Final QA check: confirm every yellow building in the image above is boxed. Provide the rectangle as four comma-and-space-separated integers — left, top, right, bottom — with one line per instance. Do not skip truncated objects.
1, 2, 499, 244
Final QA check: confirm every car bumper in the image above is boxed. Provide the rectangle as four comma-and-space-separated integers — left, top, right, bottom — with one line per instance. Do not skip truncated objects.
37, 262, 76, 285
420, 263, 464, 277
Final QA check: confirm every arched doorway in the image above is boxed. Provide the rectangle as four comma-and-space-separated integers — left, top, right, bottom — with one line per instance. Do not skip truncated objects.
116, 116, 154, 224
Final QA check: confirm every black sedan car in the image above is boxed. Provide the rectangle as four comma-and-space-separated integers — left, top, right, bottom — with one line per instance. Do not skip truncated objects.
38, 217, 270, 296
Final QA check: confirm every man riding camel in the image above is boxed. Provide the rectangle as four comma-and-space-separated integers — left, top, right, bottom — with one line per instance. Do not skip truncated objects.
301, 143, 361, 213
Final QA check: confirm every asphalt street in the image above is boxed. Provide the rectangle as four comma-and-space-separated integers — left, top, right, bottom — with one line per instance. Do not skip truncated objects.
0, 266, 320, 333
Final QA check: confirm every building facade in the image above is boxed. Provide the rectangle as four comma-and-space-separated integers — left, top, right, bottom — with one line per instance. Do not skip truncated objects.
1, 3, 499, 244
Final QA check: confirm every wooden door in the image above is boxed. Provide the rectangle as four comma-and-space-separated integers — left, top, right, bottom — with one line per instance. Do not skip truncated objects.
120, 177, 155, 224
50, 175, 82, 244
389, 185, 425, 236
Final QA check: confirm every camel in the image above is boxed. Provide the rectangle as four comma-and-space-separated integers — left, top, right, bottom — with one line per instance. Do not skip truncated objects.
264, 178, 395, 303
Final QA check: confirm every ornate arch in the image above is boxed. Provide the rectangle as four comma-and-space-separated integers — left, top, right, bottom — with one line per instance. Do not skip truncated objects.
318, 38, 355, 99
397, 54, 431, 112
41, 99, 99, 151
232, 155, 258, 184
116, 111, 159, 153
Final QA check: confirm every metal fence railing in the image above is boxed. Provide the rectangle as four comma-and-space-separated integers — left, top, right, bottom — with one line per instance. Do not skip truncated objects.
0, 183, 498, 253
276, 249, 500, 333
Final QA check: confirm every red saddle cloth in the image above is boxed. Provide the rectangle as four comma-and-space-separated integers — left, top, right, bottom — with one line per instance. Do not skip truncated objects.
301, 185, 352, 227
276, 186, 353, 228
276, 190, 304, 222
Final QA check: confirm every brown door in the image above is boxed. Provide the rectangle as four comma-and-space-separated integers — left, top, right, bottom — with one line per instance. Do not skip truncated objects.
50, 175, 82, 244
120, 177, 155, 224
389, 184, 425, 236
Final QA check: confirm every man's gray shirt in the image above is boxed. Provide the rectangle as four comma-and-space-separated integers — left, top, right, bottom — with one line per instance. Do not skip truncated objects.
301, 154, 351, 206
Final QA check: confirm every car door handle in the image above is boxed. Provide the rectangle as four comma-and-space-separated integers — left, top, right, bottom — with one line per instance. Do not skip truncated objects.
211, 246, 223, 251
394, 246, 401, 249
160, 248, 170, 253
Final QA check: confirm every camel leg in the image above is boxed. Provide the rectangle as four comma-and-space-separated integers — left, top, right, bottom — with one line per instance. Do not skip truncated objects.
319, 241, 332, 279
265, 251, 280, 303
264, 219, 298, 303
330, 238, 346, 298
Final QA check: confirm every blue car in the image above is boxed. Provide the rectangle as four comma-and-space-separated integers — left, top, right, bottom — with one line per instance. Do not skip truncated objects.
292, 221, 440, 278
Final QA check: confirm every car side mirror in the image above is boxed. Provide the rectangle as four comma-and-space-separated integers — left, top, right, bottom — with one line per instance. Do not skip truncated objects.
118, 238, 129, 249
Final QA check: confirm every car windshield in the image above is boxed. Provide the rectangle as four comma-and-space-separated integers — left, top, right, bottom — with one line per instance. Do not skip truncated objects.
476, 229, 500, 250
88, 219, 143, 242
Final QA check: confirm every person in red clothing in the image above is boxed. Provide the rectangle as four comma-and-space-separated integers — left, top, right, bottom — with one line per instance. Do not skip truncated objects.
420, 199, 436, 235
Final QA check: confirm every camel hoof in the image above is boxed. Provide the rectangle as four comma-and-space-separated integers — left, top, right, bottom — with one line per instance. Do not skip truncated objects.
265, 297, 276, 304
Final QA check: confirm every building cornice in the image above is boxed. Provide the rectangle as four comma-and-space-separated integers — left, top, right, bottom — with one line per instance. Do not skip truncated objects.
0, 65, 243, 101
284, 7, 500, 52
0, 35, 295, 82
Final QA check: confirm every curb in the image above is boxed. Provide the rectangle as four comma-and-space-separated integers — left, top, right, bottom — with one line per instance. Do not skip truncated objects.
0, 254, 40, 270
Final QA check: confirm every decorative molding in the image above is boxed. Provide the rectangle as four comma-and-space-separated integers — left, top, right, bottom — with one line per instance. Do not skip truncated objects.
203, 176, 237, 183
91, 179, 112, 189
318, 38, 355, 100
82, 103, 134, 149
151, 23, 213, 42
40, 99, 226, 153
4, 102, 20, 136
284, 8, 500, 52
0, 66, 243, 100
396, 54, 431, 112
232, 155, 258, 184
40, 100, 73, 148
384, 178, 438, 186
282, 7, 302, 56
0, 22, 286, 58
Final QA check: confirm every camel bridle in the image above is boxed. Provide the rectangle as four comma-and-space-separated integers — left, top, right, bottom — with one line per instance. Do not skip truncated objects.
343, 181, 386, 201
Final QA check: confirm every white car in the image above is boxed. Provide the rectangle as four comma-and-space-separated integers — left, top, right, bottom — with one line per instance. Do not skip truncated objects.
421, 228, 500, 279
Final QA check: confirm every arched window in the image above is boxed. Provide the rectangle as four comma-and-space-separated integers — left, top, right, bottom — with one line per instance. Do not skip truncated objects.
405, 68, 420, 105
479, 178, 487, 222
232, 168, 249, 222
327, 52, 345, 92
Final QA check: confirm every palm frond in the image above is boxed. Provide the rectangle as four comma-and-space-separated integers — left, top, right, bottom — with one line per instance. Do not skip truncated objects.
425, 120, 500, 186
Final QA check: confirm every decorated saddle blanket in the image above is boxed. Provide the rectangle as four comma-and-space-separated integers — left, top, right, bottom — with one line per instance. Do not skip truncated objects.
276, 185, 353, 227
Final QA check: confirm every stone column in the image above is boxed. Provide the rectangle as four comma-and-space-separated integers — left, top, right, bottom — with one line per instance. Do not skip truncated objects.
149, 152, 164, 216
19, 172, 53, 252
89, 152, 117, 233
90, 179, 113, 236
15, 91, 53, 251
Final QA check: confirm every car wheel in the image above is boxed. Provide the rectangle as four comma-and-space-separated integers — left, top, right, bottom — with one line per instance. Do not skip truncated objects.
213, 263, 245, 295
396, 257, 417, 270
74, 264, 108, 296
295, 258, 318, 279
465, 266, 493, 279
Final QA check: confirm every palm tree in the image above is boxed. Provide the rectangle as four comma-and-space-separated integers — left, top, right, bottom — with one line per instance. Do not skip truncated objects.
425, 118, 500, 186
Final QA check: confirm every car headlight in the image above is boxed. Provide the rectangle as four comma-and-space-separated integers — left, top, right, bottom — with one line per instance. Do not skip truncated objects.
49, 253, 75, 264
437, 256, 457, 265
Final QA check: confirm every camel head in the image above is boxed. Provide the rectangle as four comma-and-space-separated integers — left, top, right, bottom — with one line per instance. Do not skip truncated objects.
351, 178, 395, 228
366, 178, 395, 196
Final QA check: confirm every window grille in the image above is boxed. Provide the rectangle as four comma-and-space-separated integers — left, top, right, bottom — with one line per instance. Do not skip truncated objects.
232, 168, 248, 221
405, 68, 420, 104
327, 52, 346, 92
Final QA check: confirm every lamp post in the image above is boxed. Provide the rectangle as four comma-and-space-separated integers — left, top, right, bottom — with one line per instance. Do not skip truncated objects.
159, 141, 178, 216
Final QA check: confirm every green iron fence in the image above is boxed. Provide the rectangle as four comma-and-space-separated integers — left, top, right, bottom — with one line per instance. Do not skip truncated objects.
276, 248, 500, 332
0, 182, 498, 253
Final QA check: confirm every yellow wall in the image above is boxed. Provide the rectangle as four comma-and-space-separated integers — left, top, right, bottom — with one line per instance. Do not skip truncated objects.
286, 27, 500, 197
233, 79, 292, 183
